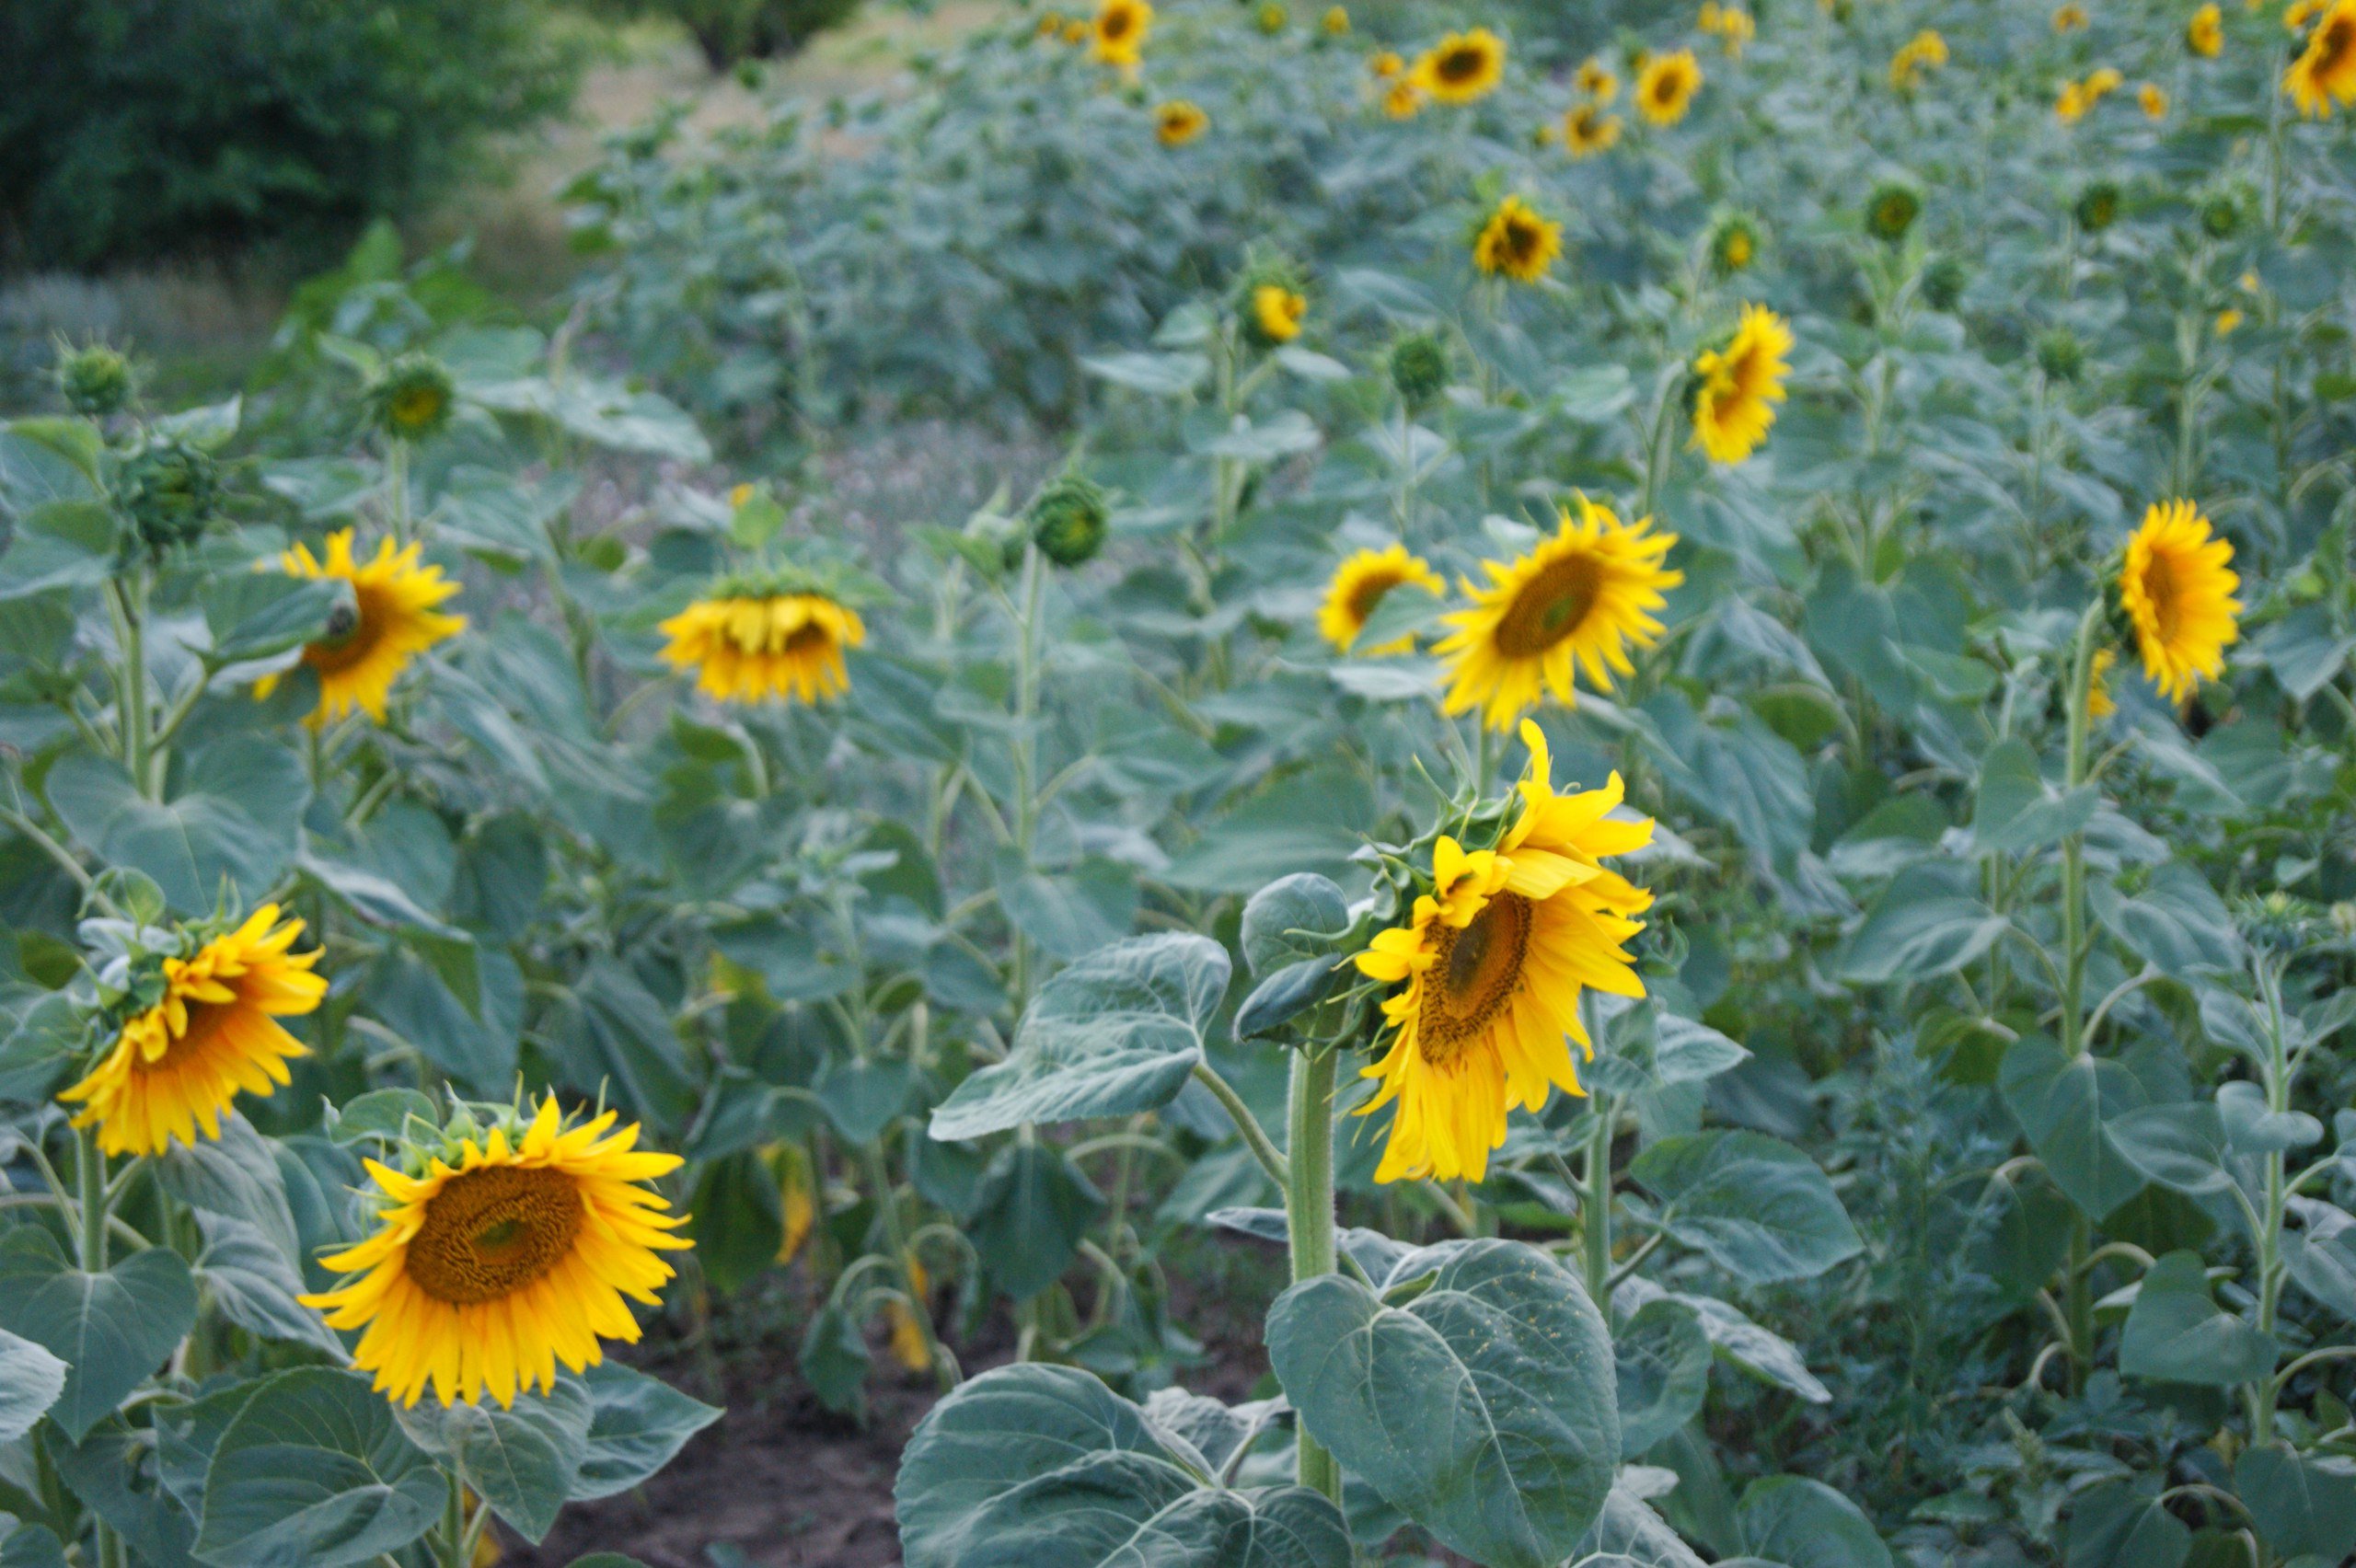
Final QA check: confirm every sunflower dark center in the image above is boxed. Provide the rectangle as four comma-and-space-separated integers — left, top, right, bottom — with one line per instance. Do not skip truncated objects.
406, 1165, 583, 1305
2320, 16, 2353, 68
1495, 553, 1603, 656
2142, 552, 2183, 641
1416, 894, 1532, 1066
1438, 45, 1485, 82
304, 584, 387, 675
782, 621, 833, 656
390, 387, 445, 429
1348, 571, 1403, 623
1103, 10, 1134, 40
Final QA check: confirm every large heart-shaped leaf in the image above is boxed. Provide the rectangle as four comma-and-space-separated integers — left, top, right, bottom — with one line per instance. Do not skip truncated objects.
45, 739, 307, 914
2091, 863, 2244, 977
1999, 1034, 2151, 1220
1628, 1131, 1864, 1284
2235, 1443, 2356, 1562
930, 934, 1230, 1139
0, 1327, 68, 1442
2118, 1251, 2277, 1387
570, 1362, 721, 1503
967, 1143, 1105, 1301
398, 1380, 592, 1543
1613, 1277, 1831, 1403
1614, 1298, 1712, 1456
1739, 1476, 1894, 1568
1266, 1239, 1618, 1568
194, 1367, 443, 1568
895, 1364, 1348, 1568
0, 1228, 197, 1441
1836, 867, 2008, 984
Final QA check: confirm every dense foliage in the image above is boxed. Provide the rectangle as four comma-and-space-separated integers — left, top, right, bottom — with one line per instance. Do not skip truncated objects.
2, 0, 2354, 1565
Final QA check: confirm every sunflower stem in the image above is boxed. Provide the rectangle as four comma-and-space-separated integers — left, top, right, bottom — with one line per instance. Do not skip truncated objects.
1582, 1092, 1615, 1309
441, 1454, 466, 1568
1283, 1044, 1341, 1505
76, 1125, 125, 1568
2057, 598, 2102, 1393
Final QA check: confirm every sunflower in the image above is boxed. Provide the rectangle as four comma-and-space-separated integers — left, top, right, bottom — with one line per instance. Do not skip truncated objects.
2054, 2, 2090, 28
1577, 58, 1620, 101
2285, 0, 2356, 114
2056, 79, 2092, 121
1091, 0, 1152, 64
1472, 195, 1563, 282
2287, 0, 2327, 29
1889, 29, 1948, 88
1689, 305, 1794, 466
1036, 12, 1064, 36
1709, 213, 1760, 272
1370, 49, 1403, 76
2216, 306, 2245, 335
1383, 79, 1426, 117
1319, 546, 1444, 653
1436, 500, 1682, 732
1253, 284, 1308, 343
658, 590, 868, 704
1411, 28, 1507, 103
1063, 19, 1088, 42
1322, 6, 1350, 33
2189, 2, 2224, 52
302, 1099, 690, 1409
1563, 102, 1623, 155
2140, 82, 2170, 115
256, 530, 465, 728
1353, 730, 1654, 1182
1636, 50, 1703, 123
1155, 98, 1208, 145
2086, 64, 2125, 96
57, 906, 324, 1158
1715, 7, 1755, 56
2119, 500, 2241, 704
2086, 645, 2119, 720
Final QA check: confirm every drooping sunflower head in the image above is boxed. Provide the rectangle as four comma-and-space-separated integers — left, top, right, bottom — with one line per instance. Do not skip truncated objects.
1888, 29, 1948, 88
1708, 212, 1761, 273
1436, 499, 1683, 732
1688, 304, 1794, 466
2189, 1, 2225, 50
2074, 179, 2122, 231
2086, 644, 2119, 720
58, 905, 324, 1158
1350, 727, 1656, 1183
256, 529, 465, 728
1715, 6, 1756, 56
301, 1096, 690, 1408
1563, 102, 1623, 156
2117, 500, 2241, 705
2139, 81, 2170, 116
657, 577, 868, 705
1865, 179, 1922, 243
364, 353, 458, 444
1576, 58, 1620, 101
1472, 194, 1563, 283
1636, 50, 1703, 123
1319, 544, 1444, 654
2284, 0, 2356, 116
1411, 27, 1507, 103
1154, 98, 1208, 145
1091, 0, 1153, 64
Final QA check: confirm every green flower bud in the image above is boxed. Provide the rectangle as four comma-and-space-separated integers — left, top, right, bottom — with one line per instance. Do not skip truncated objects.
1921, 254, 1968, 312
2036, 327, 2085, 383
1028, 474, 1110, 568
1708, 213, 1762, 275
365, 354, 458, 443
56, 342, 133, 419
2200, 193, 2242, 239
1388, 331, 1449, 407
1865, 181, 1921, 244
113, 438, 220, 558
2073, 180, 2121, 234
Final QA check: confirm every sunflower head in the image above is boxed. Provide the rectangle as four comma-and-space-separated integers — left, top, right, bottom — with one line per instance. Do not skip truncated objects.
2116, 500, 2241, 705
1036, 11, 1064, 37
1865, 179, 1922, 243
1370, 49, 1403, 76
2200, 190, 2246, 237
1028, 472, 1112, 567
658, 572, 869, 705
2056, 79, 2091, 121
1687, 304, 1794, 466
2283, 0, 2356, 116
112, 435, 221, 559
255, 529, 466, 727
300, 1094, 690, 1408
58, 905, 324, 1158
1436, 498, 1683, 731
365, 353, 458, 444
2138, 81, 2170, 116
2215, 306, 2245, 336
1562, 102, 1623, 156
1382, 78, 1425, 117
1318, 544, 1443, 653
1091, 0, 1152, 63
1921, 253, 1969, 311
2189, 2, 2224, 51
1258, 1, 1288, 33
1708, 213, 1761, 274
1155, 98, 1208, 145
1349, 724, 1657, 1182
1388, 329, 1450, 407
1251, 283, 1309, 345
57, 340, 134, 419
1411, 27, 1507, 103
1472, 194, 1563, 283
2085, 644, 2119, 720
2074, 179, 2122, 232
1636, 50, 1703, 123
1576, 58, 1619, 101
1716, 6, 1755, 54
2036, 326, 2087, 382
1322, 6, 1349, 34
2054, 2, 2090, 29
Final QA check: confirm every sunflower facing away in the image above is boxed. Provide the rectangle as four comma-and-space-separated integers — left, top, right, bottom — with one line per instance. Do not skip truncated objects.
2056, 79, 2092, 121
1690, 304, 1794, 465
2119, 500, 2241, 704
2140, 81, 2171, 116
302, 1098, 690, 1408
1091, 0, 1152, 65
1889, 29, 1948, 89
1411, 28, 1507, 103
1319, 545, 1444, 653
1436, 499, 1683, 732
58, 906, 325, 1158
256, 530, 464, 728
659, 589, 868, 705
2189, 2, 2224, 52
1383, 79, 1425, 117
1577, 58, 1620, 101
1155, 99, 1208, 144
1253, 284, 1308, 343
1563, 103, 1623, 156
2086, 645, 2119, 720
1473, 195, 1563, 282
1637, 50, 1703, 122
2285, 0, 2356, 115
1353, 725, 1655, 1182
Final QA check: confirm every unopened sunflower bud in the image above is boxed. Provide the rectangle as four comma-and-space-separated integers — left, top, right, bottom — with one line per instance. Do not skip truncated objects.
1028, 474, 1110, 567
1389, 331, 1449, 407
2074, 180, 2121, 233
364, 354, 458, 444
1921, 254, 1968, 312
2036, 328, 2085, 383
113, 438, 219, 557
57, 342, 133, 418
1865, 181, 1921, 244
2200, 193, 2243, 239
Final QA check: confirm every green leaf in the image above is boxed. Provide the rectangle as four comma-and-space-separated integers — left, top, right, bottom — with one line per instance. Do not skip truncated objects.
967, 1143, 1105, 1301
992, 852, 1138, 962
1614, 1277, 1830, 1403
895, 1364, 1349, 1568
201, 575, 351, 666
2235, 1443, 2356, 1562
193, 1367, 442, 1568
0, 1523, 66, 1568
1972, 739, 2098, 855
1079, 351, 1209, 395
45, 740, 308, 915
0, 1228, 197, 1441
2118, 1251, 2277, 1386
814, 1056, 916, 1145
1739, 1476, 1894, 1568
0, 1327, 68, 1442
2282, 1202, 2356, 1321
2091, 864, 2244, 977
2109, 1103, 2239, 1200
1999, 1034, 2152, 1219
2066, 1478, 2191, 1568
1614, 1298, 1712, 1456
1838, 868, 2009, 984
1266, 1239, 1619, 1568
1240, 873, 1352, 976
191, 1210, 346, 1355
324, 1088, 440, 1148
398, 1382, 591, 1544
1629, 1131, 1864, 1284
930, 933, 1230, 1140
45, 1417, 199, 1568
798, 1300, 872, 1420
2216, 1081, 2323, 1155
571, 1362, 720, 1502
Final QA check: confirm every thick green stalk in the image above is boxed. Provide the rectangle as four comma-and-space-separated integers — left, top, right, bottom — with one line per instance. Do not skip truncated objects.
2253, 960, 2290, 1443
77, 1128, 123, 1568
108, 576, 152, 799
2058, 600, 2102, 1389
442, 1455, 467, 1568
1285, 1046, 1340, 1503
1583, 1095, 1615, 1308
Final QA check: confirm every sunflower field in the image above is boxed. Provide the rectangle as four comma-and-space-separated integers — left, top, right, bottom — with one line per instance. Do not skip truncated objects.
2, 0, 2354, 1563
